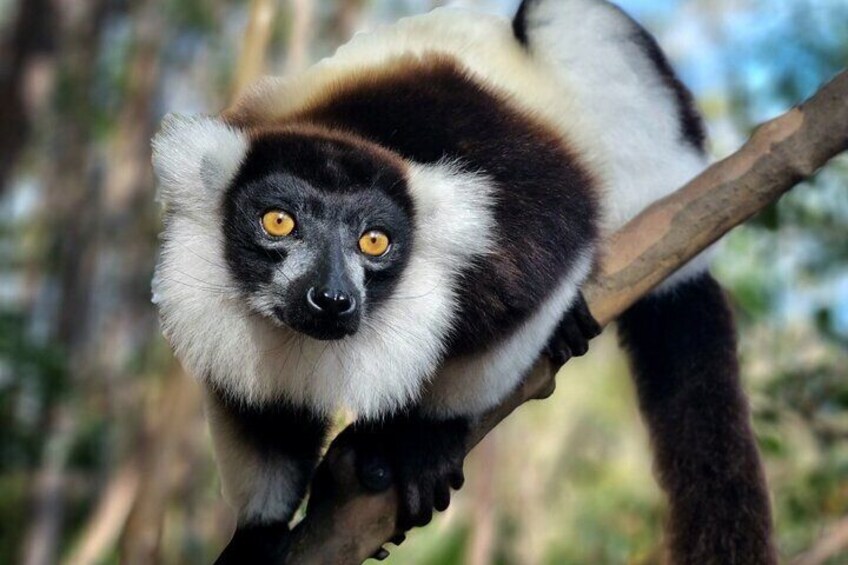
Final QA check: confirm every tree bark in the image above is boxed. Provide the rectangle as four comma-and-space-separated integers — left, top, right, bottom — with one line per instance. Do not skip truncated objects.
284, 0, 314, 75
19, 3, 113, 564
233, 0, 278, 100
0, 0, 57, 194
283, 68, 848, 565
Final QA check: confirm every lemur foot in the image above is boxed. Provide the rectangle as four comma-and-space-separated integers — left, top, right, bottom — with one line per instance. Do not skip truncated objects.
369, 534, 406, 561
214, 521, 291, 565
545, 292, 601, 365
339, 412, 468, 532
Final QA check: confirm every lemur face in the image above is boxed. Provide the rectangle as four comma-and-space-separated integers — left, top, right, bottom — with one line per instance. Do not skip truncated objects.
153, 115, 498, 413
222, 131, 414, 341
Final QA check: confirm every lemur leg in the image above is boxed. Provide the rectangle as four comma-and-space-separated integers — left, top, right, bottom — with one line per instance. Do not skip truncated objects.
340, 410, 468, 531
617, 273, 776, 564
203, 388, 329, 565
545, 292, 602, 365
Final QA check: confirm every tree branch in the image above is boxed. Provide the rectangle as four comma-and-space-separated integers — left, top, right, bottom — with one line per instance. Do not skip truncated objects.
791, 514, 848, 565
284, 69, 848, 565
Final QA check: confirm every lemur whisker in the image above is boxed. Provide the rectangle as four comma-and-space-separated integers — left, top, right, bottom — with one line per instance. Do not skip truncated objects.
170, 239, 230, 270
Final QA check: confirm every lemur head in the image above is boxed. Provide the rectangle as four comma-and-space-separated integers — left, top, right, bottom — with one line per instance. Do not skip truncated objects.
221, 129, 413, 341
154, 117, 414, 341
151, 114, 494, 413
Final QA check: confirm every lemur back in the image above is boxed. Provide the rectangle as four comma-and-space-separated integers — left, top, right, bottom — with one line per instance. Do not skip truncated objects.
518, 0, 709, 232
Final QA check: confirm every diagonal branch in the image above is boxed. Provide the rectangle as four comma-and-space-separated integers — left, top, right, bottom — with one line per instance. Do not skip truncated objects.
284, 69, 848, 565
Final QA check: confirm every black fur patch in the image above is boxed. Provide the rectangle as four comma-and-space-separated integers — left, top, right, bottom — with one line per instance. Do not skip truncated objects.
617, 274, 776, 563
236, 130, 412, 214
221, 129, 415, 330
212, 387, 329, 486
512, 0, 538, 46
215, 521, 292, 564
290, 56, 599, 355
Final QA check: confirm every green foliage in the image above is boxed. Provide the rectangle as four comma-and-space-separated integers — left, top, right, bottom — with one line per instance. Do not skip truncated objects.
0, 310, 68, 470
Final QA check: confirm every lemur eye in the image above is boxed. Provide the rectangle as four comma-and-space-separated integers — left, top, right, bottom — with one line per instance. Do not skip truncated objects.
359, 230, 390, 257
261, 210, 296, 237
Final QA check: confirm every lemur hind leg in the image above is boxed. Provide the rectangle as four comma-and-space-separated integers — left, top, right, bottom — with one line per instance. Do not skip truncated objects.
340, 411, 467, 531
618, 273, 776, 564
545, 292, 602, 365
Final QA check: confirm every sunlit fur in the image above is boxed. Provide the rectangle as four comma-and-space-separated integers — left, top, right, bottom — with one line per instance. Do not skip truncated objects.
151, 114, 248, 214
152, 2, 729, 534
515, 0, 715, 289
154, 9, 608, 419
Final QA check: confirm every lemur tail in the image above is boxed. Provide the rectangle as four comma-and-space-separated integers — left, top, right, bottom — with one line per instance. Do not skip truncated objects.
617, 273, 777, 564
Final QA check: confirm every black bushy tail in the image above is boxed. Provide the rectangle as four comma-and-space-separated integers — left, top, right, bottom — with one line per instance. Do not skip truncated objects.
617, 273, 777, 564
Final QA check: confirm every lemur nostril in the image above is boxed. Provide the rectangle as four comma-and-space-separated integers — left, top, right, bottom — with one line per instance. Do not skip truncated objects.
307, 286, 356, 316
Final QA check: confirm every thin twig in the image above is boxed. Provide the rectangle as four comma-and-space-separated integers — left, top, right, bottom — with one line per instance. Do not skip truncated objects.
791, 515, 848, 565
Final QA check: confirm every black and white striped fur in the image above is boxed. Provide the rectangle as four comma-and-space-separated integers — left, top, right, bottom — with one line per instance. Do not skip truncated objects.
152, 2, 775, 562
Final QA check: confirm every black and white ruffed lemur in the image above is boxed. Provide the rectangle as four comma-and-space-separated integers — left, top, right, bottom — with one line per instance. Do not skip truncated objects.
151, 1, 776, 562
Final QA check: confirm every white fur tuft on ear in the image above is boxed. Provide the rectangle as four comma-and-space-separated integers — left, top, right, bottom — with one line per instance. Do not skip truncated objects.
151, 114, 248, 211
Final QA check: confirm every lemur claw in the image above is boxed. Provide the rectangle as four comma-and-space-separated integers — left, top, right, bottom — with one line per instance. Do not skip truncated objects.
342, 413, 468, 531
371, 547, 391, 561
545, 292, 601, 365
367, 531, 408, 561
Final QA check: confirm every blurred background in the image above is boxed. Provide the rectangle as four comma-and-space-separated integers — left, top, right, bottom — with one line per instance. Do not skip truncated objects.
1, 0, 846, 563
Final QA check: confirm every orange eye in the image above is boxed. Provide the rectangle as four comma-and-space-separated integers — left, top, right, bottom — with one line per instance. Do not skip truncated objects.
261, 210, 296, 237
359, 230, 390, 257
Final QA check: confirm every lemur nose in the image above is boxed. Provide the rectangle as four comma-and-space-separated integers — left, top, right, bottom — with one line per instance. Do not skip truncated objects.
307, 286, 356, 316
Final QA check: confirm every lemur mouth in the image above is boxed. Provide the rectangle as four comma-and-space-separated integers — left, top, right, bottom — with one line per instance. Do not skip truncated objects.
272, 307, 358, 341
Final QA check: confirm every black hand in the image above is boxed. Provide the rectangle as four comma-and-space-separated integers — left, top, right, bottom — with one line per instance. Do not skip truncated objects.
214, 521, 291, 565
545, 292, 601, 365
339, 412, 468, 532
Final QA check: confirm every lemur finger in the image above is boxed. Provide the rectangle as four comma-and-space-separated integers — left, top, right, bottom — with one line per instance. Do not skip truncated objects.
448, 468, 465, 490
398, 482, 422, 530
546, 341, 572, 365
370, 547, 390, 561
433, 480, 451, 511
390, 533, 406, 545
399, 477, 435, 528
411, 479, 435, 527
573, 292, 602, 338
546, 330, 573, 362
561, 318, 589, 357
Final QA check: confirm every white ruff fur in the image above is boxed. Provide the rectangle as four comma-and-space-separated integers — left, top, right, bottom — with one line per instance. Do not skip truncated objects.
151, 114, 248, 215
154, 158, 496, 418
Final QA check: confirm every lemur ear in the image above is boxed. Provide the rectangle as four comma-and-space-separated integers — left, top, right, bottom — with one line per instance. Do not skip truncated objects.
151, 114, 248, 211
